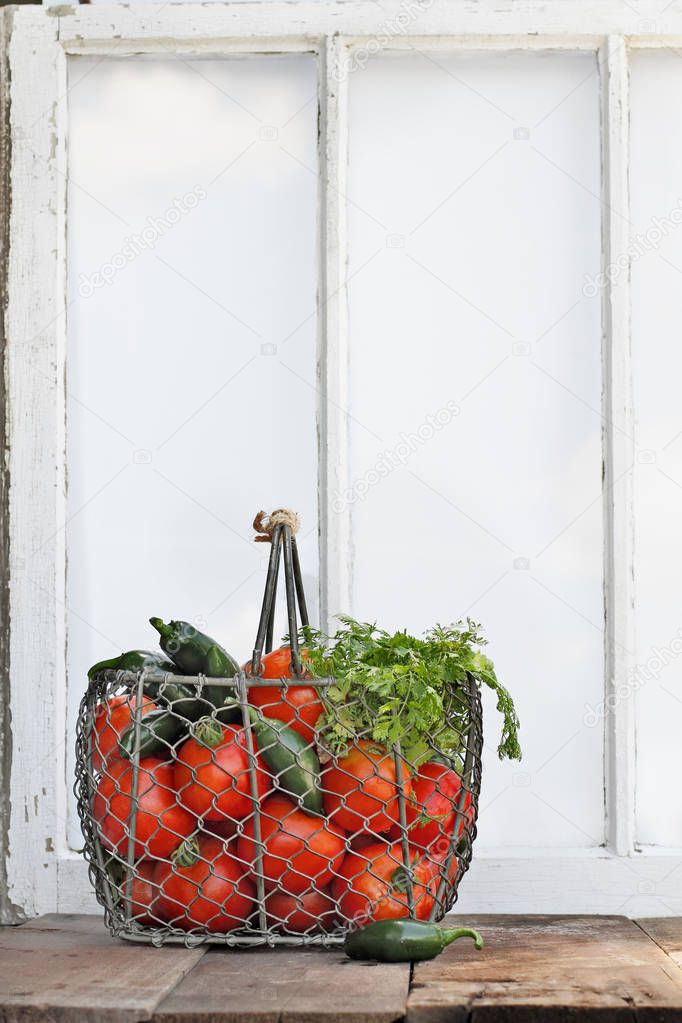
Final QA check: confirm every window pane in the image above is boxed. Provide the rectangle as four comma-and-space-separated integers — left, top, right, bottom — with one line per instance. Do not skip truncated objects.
66, 55, 318, 845
347, 51, 603, 848
631, 52, 682, 848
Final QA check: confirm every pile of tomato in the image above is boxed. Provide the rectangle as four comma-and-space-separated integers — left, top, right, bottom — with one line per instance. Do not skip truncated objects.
91, 647, 474, 935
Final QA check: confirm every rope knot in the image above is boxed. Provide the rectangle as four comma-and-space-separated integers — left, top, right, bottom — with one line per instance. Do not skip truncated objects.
253, 508, 301, 543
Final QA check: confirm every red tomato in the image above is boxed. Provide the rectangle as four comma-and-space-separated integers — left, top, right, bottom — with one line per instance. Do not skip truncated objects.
426, 842, 459, 884
245, 647, 323, 744
248, 646, 310, 679
93, 757, 194, 859
421, 841, 460, 918
332, 840, 435, 925
203, 817, 239, 842
405, 762, 474, 852
265, 887, 337, 933
323, 741, 413, 835
155, 835, 255, 932
174, 724, 271, 823
125, 860, 159, 926
349, 831, 388, 852
91, 694, 155, 774
237, 794, 346, 895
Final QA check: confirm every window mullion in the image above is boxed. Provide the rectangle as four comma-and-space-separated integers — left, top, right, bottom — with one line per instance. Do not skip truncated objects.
601, 34, 636, 856
318, 34, 351, 633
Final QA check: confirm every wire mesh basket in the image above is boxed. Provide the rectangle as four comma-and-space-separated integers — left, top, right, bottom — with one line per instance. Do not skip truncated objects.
75, 515, 483, 947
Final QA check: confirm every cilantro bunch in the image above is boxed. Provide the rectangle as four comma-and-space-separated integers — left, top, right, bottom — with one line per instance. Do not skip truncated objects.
302, 616, 521, 766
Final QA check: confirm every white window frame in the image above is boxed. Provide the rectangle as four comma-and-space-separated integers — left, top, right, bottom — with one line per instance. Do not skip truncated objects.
3, 0, 681, 917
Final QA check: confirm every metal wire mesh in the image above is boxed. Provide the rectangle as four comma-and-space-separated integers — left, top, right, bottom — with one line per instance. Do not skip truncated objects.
74, 525, 483, 948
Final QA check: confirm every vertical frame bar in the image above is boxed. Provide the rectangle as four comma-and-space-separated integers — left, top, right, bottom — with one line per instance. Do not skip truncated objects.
318, 35, 352, 634
6, 7, 67, 915
53, 35, 70, 867
600, 35, 636, 856
0, 6, 16, 927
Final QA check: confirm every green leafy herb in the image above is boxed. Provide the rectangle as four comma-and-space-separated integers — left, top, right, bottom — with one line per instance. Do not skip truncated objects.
301, 616, 521, 765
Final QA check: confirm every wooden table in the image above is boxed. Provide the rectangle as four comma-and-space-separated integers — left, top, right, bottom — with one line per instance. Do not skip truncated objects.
2, 914, 682, 1022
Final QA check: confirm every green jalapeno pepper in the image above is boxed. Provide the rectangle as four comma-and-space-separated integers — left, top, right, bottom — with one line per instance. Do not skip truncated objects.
247, 707, 323, 815
87, 649, 176, 682
117, 708, 187, 759
149, 618, 240, 709
344, 919, 483, 963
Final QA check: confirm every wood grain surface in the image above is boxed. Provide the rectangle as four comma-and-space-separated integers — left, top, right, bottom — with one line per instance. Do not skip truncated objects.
3, 914, 682, 1023
407, 914, 682, 1022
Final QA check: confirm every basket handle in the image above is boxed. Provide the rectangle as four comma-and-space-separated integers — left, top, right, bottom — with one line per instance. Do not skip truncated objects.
250, 509, 309, 676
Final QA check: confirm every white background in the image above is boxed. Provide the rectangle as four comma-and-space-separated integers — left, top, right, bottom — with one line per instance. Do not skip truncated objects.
347, 50, 603, 850
69, 50, 607, 852
630, 50, 682, 850
66, 45, 682, 856
66, 55, 319, 843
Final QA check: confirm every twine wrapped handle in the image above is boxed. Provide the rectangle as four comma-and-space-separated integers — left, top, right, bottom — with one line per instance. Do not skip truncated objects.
253, 508, 300, 542
250, 507, 306, 679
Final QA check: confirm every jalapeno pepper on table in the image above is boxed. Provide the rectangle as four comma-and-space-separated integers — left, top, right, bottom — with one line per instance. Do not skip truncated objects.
344, 918, 483, 962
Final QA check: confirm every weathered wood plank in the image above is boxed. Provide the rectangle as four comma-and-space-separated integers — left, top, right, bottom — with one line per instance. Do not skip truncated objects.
5, 914, 682, 1023
638, 918, 682, 970
0, 913, 205, 1023
152, 948, 409, 1023
19, 911, 112, 935
408, 915, 682, 1022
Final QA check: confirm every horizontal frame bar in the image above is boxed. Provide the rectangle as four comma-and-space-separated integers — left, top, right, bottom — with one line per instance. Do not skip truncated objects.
58, 851, 682, 917
50, 2, 682, 48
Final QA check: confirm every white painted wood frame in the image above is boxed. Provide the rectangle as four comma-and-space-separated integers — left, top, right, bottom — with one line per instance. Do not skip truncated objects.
3, 0, 682, 917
